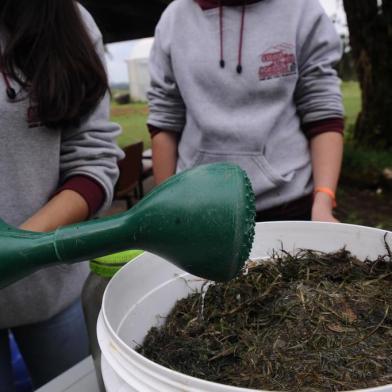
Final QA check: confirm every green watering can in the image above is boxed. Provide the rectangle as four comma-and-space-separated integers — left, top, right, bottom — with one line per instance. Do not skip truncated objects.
0, 163, 255, 288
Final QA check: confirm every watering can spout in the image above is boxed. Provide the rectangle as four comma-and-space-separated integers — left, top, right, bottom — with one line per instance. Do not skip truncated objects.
0, 163, 256, 288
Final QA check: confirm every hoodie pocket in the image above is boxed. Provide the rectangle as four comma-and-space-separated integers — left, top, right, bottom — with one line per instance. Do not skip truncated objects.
193, 150, 294, 195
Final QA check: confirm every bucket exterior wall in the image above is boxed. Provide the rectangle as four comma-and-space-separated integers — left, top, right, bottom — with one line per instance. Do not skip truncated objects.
98, 221, 392, 392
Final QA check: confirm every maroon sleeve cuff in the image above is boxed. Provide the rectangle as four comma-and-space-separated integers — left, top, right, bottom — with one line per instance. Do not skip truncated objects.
148, 124, 181, 139
303, 118, 344, 139
148, 124, 162, 138
54, 175, 105, 217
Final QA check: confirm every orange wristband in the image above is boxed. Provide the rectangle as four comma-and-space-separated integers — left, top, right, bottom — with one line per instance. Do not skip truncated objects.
314, 187, 337, 208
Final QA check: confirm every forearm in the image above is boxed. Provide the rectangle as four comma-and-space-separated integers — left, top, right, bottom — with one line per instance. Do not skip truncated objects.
311, 131, 343, 191
152, 131, 179, 185
310, 132, 343, 220
20, 190, 89, 232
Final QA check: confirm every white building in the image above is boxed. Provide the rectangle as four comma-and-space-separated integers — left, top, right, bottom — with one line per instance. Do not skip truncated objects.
126, 37, 154, 102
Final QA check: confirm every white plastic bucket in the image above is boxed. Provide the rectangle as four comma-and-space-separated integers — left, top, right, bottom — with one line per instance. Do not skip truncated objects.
97, 221, 392, 392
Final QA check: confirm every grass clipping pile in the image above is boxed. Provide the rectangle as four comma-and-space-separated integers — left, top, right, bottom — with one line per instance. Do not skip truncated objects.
137, 245, 392, 391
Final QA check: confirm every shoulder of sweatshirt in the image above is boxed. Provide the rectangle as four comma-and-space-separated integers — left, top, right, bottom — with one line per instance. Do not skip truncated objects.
269, 0, 332, 26
156, 0, 197, 29
161, 0, 192, 14
273, 0, 327, 13
294, 0, 341, 49
153, 0, 193, 51
293, 0, 335, 26
76, 2, 102, 44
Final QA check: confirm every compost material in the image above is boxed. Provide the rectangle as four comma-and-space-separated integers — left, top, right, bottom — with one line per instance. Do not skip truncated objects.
137, 242, 392, 391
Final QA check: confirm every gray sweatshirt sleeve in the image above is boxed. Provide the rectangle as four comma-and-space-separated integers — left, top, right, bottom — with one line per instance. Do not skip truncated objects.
60, 6, 124, 212
147, 14, 186, 133
294, 0, 344, 124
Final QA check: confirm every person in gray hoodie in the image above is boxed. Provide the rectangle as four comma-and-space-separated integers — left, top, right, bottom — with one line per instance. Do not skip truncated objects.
148, 0, 344, 222
0, 1, 123, 389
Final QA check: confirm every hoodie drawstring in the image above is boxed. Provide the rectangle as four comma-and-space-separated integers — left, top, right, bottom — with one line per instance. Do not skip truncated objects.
219, 3, 225, 68
219, 1, 247, 74
0, 46, 16, 99
1, 69, 16, 100
237, 2, 246, 74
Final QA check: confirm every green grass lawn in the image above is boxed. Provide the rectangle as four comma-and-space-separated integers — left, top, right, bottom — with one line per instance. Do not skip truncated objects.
111, 102, 151, 149
341, 81, 361, 136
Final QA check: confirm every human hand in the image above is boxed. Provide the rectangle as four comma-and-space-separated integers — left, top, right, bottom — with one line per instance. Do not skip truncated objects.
311, 192, 339, 223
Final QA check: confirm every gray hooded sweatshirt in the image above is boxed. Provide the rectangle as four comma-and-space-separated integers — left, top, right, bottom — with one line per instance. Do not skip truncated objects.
147, 0, 344, 212
0, 6, 123, 328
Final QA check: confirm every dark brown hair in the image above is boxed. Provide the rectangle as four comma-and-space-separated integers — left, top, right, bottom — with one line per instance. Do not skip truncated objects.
0, 0, 108, 129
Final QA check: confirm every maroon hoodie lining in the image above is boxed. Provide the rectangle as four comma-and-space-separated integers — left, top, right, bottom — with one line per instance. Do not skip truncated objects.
303, 118, 344, 139
195, 0, 261, 10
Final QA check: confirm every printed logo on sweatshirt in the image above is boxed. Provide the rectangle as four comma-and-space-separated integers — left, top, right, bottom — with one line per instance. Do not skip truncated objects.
259, 43, 297, 81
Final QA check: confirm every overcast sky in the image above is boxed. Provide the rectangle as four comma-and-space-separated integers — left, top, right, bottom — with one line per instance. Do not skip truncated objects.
106, 0, 347, 84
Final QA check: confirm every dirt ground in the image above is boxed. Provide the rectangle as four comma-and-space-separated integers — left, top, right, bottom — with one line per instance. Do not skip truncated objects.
336, 182, 392, 231
111, 105, 148, 117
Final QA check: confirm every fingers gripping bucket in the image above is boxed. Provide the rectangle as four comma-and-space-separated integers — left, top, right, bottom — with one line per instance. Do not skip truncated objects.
98, 222, 392, 392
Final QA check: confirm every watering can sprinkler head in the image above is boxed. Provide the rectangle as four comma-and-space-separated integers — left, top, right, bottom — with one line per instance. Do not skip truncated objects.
0, 163, 256, 288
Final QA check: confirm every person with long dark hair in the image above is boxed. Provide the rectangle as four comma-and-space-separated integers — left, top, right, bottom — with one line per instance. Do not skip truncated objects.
0, 1, 123, 389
